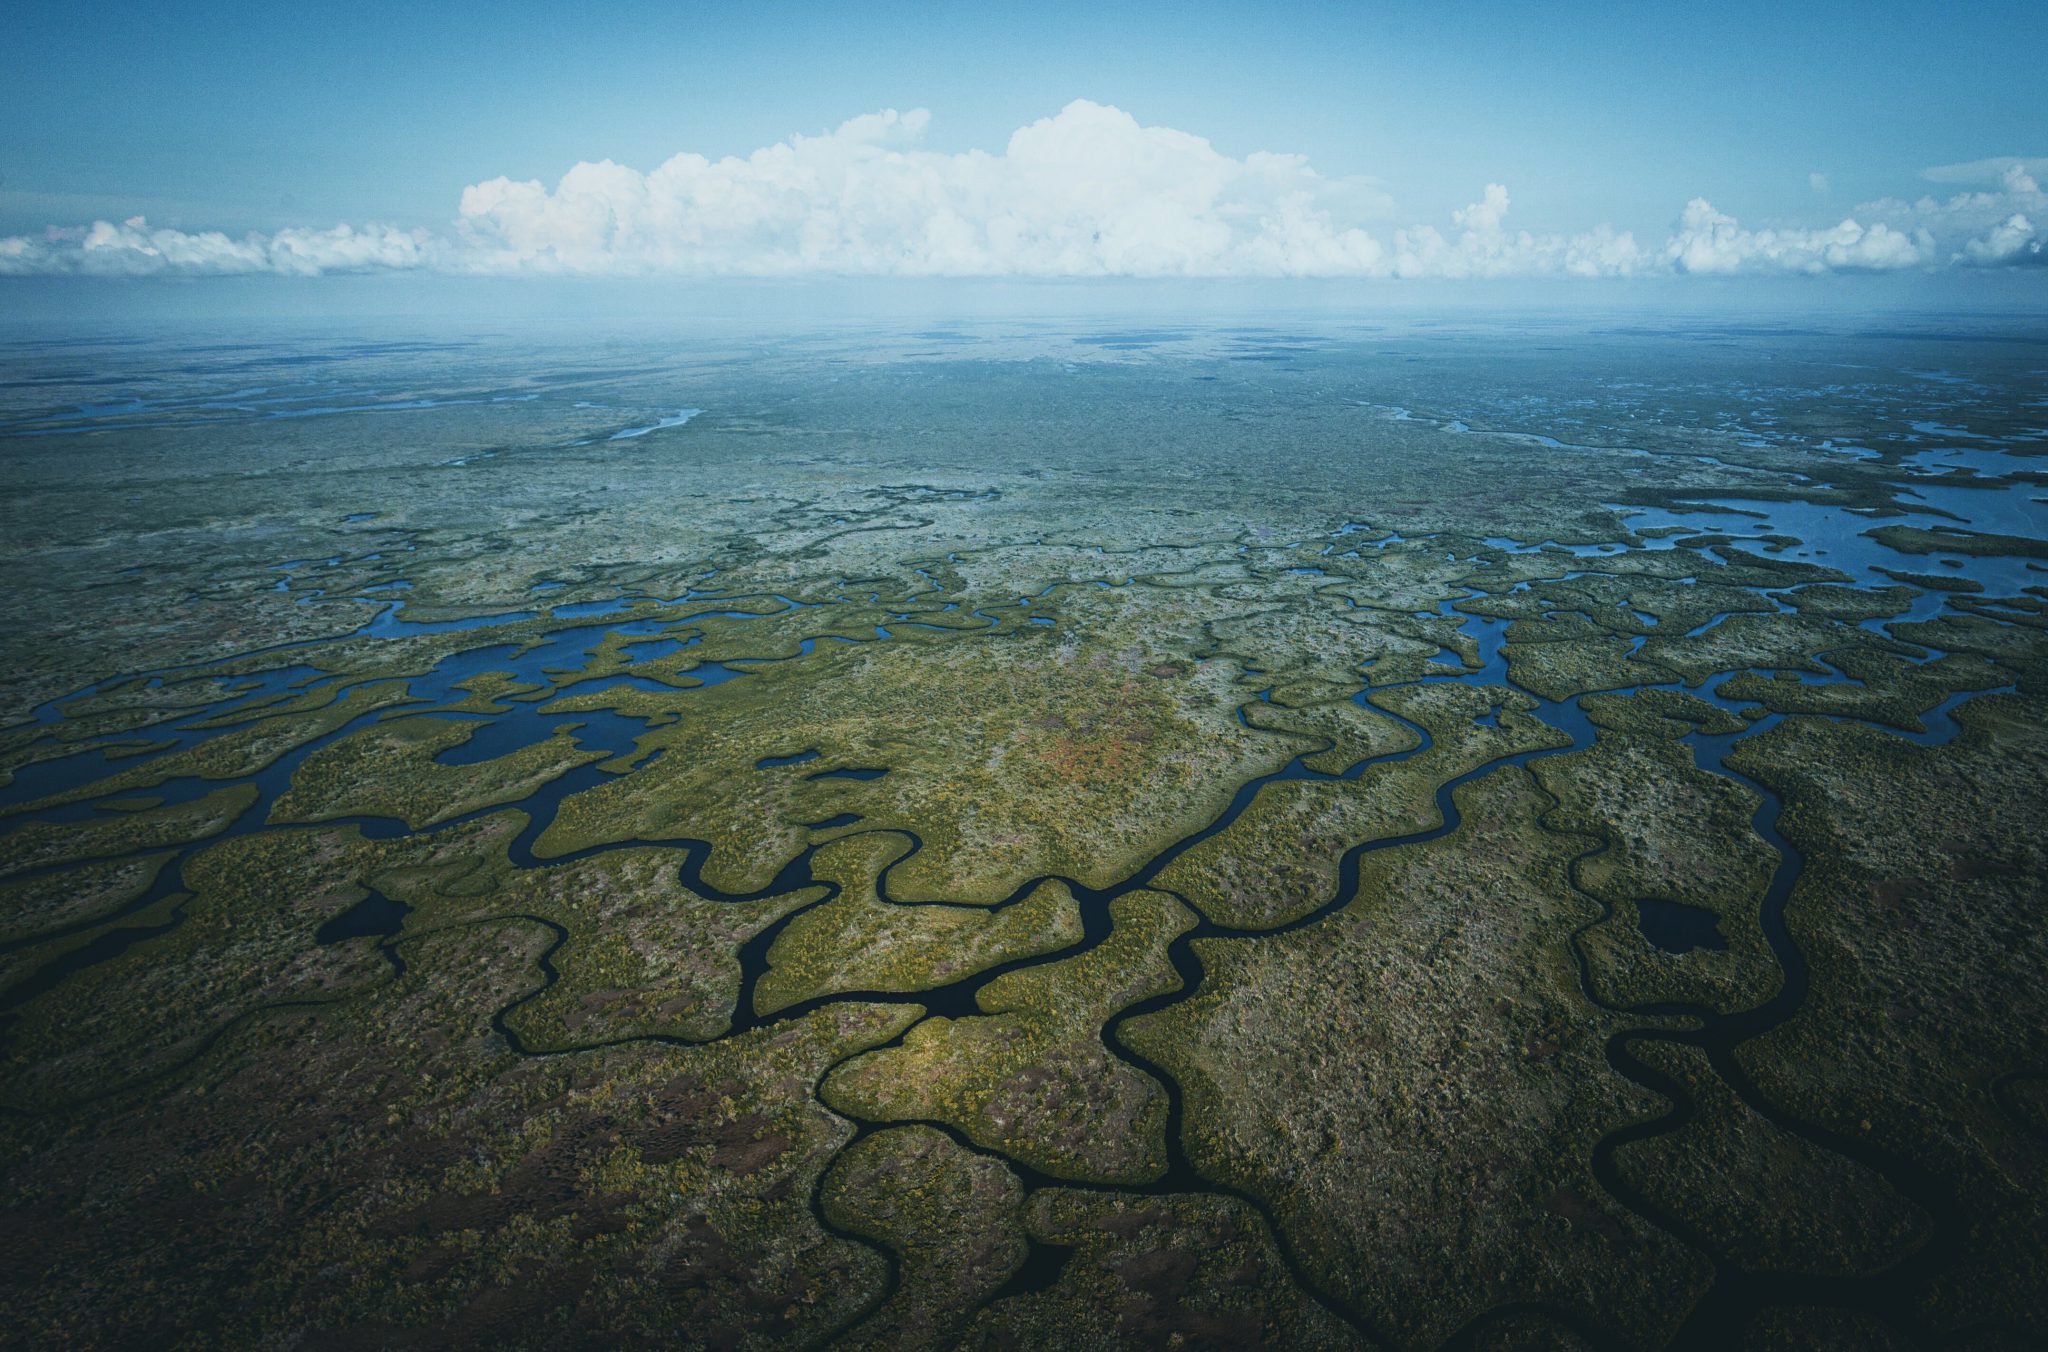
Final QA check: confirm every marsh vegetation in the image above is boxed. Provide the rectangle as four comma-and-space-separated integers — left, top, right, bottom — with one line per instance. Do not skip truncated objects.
1, 317, 2043, 1348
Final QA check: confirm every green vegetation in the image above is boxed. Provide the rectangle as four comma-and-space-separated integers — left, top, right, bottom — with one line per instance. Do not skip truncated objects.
824, 890, 1194, 1183
1532, 722, 1784, 1013
1, 326, 2043, 1347
964, 1190, 1364, 1349
820, 1126, 1028, 1350
270, 715, 608, 829
1125, 772, 1704, 1346
1156, 682, 1571, 929
758, 834, 1083, 1014
1866, 523, 2048, 560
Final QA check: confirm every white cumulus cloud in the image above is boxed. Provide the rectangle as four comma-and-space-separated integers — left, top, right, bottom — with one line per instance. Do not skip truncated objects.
449, 111, 1648, 280
452, 101, 1404, 277
1387, 183, 1646, 278
0, 217, 438, 277
1664, 199, 1931, 274
1, 104, 2044, 281
1857, 163, 2048, 267
1960, 213, 2044, 265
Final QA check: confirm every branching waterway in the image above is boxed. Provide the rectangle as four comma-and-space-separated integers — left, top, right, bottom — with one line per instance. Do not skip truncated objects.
0, 508, 2030, 1345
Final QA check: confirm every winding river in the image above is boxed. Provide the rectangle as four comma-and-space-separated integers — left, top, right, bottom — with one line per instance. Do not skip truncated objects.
0, 518, 2032, 1346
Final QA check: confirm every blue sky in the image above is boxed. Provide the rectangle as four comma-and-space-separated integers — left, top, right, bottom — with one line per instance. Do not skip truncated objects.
3, 1, 2045, 285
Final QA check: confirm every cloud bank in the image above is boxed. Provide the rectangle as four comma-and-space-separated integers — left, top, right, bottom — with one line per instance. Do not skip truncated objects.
1921, 156, 2048, 187
0, 218, 440, 277
455, 103, 1404, 278
3, 102, 2043, 280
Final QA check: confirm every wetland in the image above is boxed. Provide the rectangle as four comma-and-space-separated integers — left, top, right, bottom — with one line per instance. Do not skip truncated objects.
0, 313, 2044, 1349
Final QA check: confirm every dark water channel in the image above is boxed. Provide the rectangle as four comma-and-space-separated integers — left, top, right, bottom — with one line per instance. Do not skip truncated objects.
0, 527, 2030, 1344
